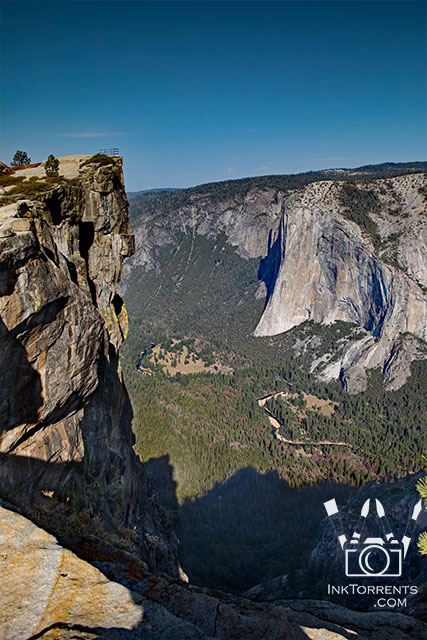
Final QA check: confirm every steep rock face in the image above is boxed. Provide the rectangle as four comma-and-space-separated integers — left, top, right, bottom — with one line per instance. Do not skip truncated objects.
0, 156, 180, 576
2, 503, 426, 640
253, 177, 427, 391
122, 188, 283, 283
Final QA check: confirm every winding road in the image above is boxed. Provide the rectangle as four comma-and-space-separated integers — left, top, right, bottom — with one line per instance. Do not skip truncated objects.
257, 391, 352, 447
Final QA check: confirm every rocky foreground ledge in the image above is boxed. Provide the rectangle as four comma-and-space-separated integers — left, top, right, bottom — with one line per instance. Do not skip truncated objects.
1, 504, 426, 640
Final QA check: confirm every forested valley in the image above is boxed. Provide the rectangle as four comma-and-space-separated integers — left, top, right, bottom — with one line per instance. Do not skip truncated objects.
121, 172, 426, 595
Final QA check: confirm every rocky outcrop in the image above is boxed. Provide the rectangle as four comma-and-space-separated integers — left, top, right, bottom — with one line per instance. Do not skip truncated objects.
0, 504, 145, 640
2, 503, 426, 640
0, 156, 181, 577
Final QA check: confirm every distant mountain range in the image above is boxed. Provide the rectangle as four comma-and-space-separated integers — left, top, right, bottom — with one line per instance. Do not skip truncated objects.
127, 161, 427, 205
126, 187, 181, 198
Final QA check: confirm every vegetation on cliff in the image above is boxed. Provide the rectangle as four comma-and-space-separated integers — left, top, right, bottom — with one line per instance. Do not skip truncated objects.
82, 153, 117, 167
44, 153, 59, 176
11, 150, 31, 166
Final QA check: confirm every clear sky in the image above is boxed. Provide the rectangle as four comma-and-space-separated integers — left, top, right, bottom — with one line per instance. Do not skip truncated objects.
1, 0, 426, 190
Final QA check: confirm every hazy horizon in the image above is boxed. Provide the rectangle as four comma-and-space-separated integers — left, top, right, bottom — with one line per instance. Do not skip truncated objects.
125, 159, 426, 193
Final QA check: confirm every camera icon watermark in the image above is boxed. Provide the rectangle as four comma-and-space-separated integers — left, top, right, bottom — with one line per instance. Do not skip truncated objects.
345, 542, 402, 577
324, 497, 422, 578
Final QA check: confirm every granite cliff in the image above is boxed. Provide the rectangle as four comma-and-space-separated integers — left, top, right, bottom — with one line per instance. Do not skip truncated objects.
0, 155, 180, 576
254, 175, 427, 392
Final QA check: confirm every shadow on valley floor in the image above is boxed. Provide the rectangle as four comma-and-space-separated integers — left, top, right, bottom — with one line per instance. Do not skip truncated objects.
1, 456, 423, 638
143, 456, 355, 597
0, 459, 366, 640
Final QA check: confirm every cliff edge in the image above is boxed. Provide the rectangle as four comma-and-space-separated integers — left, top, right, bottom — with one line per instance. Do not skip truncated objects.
0, 155, 180, 576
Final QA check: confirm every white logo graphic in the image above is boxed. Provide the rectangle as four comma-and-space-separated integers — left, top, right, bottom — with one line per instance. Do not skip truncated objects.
324, 497, 422, 578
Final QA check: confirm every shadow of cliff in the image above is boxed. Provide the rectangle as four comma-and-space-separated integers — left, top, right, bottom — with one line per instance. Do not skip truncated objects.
0, 315, 43, 433
258, 227, 282, 309
62, 460, 367, 640
143, 455, 179, 518
0, 298, 69, 434
0, 458, 403, 639
143, 458, 354, 598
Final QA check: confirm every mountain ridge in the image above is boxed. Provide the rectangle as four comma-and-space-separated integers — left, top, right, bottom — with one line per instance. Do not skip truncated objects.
127, 161, 427, 222
123, 167, 427, 392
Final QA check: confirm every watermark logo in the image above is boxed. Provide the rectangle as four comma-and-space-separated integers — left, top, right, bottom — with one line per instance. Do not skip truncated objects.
323, 497, 422, 578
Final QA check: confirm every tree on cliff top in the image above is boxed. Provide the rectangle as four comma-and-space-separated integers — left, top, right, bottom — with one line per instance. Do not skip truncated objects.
11, 150, 31, 166
44, 154, 59, 177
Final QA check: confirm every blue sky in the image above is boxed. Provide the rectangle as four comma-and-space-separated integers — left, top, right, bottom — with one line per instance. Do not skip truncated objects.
1, 1, 426, 190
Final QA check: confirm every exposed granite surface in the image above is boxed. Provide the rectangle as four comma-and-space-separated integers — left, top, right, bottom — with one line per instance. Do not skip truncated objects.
254, 177, 427, 391
2, 504, 426, 640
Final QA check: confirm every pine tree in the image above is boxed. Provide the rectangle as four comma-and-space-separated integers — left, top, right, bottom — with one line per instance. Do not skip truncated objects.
11, 150, 31, 166
417, 454, 427, 555
44, 154, 59, 176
